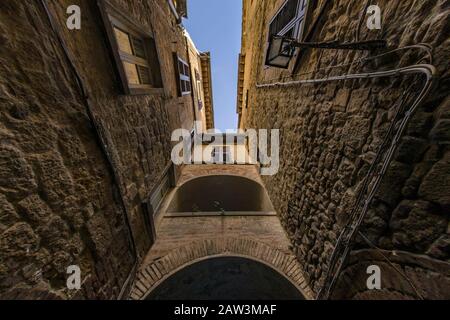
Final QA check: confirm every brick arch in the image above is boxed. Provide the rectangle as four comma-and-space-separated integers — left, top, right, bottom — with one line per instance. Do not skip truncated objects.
176, 165, 264, 186
129, 238, 314, 300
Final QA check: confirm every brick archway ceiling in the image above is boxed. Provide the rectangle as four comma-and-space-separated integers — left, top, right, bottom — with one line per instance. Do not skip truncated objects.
130, 237, 315, 300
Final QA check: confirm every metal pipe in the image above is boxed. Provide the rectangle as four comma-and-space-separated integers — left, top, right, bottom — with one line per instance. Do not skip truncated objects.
261, 44, 433, 86
257, 64, 435, 88
289, 39, 387, 50
320, 64, 435, 300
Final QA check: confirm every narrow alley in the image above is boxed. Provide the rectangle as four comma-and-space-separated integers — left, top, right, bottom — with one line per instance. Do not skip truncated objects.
0, 0, 449, 305
130, 164, 312, 300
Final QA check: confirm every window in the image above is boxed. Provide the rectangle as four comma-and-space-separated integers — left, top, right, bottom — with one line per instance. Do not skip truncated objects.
142, 164, 175, 245
168, 0, 188, 20
195, 70, 203, 110
174, 54, 191, 96
148, 164, 175, 216
149, 173, 172, 214
98, 0, 163, 95
212, 147, 232, 164
268, 0, 308, 40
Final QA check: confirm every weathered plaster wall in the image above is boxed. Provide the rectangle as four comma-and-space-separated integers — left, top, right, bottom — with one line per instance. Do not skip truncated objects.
0, 0, 195, 299
239, 0, 450, 298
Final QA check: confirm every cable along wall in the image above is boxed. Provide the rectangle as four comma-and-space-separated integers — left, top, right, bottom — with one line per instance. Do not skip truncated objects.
256, 45, 437, 299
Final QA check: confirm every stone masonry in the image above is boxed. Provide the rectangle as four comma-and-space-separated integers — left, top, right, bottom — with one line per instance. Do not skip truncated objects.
1, 0, 449, 301
238, 0, 450, 298
0, 0, 197, 299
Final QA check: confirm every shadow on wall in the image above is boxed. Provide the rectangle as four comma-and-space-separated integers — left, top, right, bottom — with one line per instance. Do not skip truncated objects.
146, 257, 305, 300
167, 175, 274, 212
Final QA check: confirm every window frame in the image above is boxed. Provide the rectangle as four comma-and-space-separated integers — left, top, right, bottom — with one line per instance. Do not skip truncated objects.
98, 0, 164, 95
168, 0, 188, 21
268, 0, 308, 40
142, 163, 176, 245
173, 53, 192, 97
265, 0, 309, 69
148, 164, 176, 216
212, 146, 232, 164
149, 174, 171, 213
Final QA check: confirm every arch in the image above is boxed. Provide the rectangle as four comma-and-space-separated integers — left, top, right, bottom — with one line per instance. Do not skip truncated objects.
129, 238, 314, 300
167, 175, 274, 213
146, 257, 305, 300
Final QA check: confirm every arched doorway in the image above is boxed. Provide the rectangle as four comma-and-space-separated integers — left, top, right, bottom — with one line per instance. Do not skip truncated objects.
146, 256, 305, 300
129, 238, 315, 300
130, 169, 314, 300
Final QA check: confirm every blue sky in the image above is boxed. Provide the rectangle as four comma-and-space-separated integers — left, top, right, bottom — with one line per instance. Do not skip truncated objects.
183, 0, 242, 131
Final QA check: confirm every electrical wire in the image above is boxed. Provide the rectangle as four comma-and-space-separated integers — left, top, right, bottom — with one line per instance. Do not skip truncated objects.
259, 44, 433, 86
256, 47, 436, 300
357, 231, 424, 300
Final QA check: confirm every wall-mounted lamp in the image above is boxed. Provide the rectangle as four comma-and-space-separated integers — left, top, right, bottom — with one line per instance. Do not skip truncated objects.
265, 36, 296, 68
265, 35, 386, 69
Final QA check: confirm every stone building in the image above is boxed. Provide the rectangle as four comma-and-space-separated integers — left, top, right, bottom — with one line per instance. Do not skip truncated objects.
0, 0, 213, 299
185, 31, 215, 132
237, 0, 449, 299
1, 0, 449, 301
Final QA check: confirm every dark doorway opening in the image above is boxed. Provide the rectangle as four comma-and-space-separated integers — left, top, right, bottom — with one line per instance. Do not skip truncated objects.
146, 257, 304, 300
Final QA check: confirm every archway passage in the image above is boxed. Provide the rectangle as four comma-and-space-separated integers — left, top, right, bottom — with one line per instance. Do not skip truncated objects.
167, 175, 274, 213
130, 238, 314, 300
146, 257, 305, 300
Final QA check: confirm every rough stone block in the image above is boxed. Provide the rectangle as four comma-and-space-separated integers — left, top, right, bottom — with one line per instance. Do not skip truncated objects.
390, 200, 447, 252
419, 151, 450, 209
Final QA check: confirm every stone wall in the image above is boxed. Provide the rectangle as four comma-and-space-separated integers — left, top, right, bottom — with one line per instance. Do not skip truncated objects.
239, 0, 449, 298
0, 0, 195, 299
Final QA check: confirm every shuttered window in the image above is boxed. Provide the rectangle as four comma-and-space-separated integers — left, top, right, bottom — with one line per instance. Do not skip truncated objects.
174, 54, 192, 96
112, 26, 155, 87
98, 0, 163, 95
